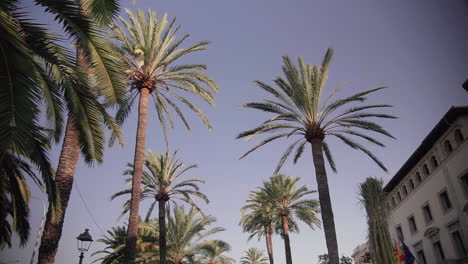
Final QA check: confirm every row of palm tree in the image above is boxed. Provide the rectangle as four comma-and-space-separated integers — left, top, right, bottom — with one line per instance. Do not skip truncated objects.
237, 49, 396, 263
1, 0, 397, 262
2, 1, 218, 263
240, 174, 321, 264
93, 205, 233, 264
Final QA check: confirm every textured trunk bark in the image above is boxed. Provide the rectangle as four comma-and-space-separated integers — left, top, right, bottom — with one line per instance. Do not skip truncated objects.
124, 88, 150, 263
158, 200, 167, 264
310, 140, 339, 264
265, 224, 274, 264
281, 215, 292, 264
37, 118, 80, 264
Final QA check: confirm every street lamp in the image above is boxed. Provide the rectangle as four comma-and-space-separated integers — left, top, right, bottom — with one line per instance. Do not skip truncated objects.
76, 229, 93, 264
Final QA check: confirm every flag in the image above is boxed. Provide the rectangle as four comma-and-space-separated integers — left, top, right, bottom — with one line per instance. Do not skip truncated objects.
402, 240, 416, 264
394, 241, 406, 264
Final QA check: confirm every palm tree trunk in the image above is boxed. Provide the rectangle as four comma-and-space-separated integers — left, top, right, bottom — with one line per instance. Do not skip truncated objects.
158, 200, 167, 264
310, 140, 339, 264
281, 215, 292, 264
265, 224, 274, 264
37, 118, 80, 264
124, 87, 150, 263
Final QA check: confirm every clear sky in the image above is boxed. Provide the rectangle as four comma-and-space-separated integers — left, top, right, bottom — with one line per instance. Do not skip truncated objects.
2, 1, 468, 263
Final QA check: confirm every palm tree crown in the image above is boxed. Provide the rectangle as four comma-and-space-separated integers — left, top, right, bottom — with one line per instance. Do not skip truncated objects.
240, 248, 270, 264
258, 174, 321, 228
237, 48, 396, 173
166, 205, 225, 264
112, 150, 209, 221
112, 8, 219, 137
196, 240, 235, 264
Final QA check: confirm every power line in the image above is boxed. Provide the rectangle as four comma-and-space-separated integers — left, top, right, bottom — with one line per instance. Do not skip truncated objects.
73, 178, 106, 235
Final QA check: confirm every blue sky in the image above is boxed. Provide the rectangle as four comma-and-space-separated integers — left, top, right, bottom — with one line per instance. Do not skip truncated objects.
2, 0, 468, 263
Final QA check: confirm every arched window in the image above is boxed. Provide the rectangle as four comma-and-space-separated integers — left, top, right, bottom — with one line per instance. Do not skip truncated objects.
444, 140, 453, 153
416, 172, 422, 183
431, 156, 438, 168
455, 129, 464, 143
397, 191, 402, 202
392, 197, 396, 207
409, 179, 415, 190
402, 185, 408, 196
423, 164, 430, 176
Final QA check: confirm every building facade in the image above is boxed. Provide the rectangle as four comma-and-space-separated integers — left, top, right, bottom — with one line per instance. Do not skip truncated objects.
352, 241, 371, 264
384, 106, 468, 264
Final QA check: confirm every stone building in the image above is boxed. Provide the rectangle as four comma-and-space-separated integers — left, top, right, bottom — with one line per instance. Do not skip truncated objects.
384, 106, 468, 264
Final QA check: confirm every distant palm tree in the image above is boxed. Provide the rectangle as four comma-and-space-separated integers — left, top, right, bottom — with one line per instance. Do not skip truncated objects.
166, 205, 225, 264
257, 174, 320, 264
240, 199, 275, 264
111, 150, 208, 263
92, 220, 160, 264
240, 248, 269, 264
359, 177, 393, 264
196, 240, 235, 264
237, 48, 395, 263
110, 9, 218, 262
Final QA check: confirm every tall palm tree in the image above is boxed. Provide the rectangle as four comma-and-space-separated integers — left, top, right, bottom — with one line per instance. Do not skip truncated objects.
92, 220, 160, 264
359, 177, 393, 264
257, 174, 320, 264
111, 8, 218, 262
36, 2, 126, 263
196, 240, 235, 264
240, 248, 269, 264
240, 196, 276, 264
1, 1, 124, 260
111, 150, 209, 263
237, 48, 395, 263
166, 205, 225, 264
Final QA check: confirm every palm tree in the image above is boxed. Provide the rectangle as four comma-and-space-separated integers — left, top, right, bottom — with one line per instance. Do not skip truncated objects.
166, 205, 225, 264
240, 196, 276, 264
359, 177, 393, 264
110, 8, 219, 263
237, 48, 395, 263
1, 1, 124, 259
196, 240, 235, 264
111, 150, 209, 263
92, 220, 160, 264
36, 2, 126, 263
240, 248, 269, 264
257, 174, 320, 264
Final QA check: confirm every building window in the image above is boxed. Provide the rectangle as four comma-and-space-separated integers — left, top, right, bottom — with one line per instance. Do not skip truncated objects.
423, 164, 430, 176
433, 241, 446, 262
408, 215, 418, 233
397, 191, 402, 202
451, 230, 467, 257
422, 204, 433, 224
391, 197, 396, 207
396, 225, 404, 241
431, 156, 438, 168
414, 242, 427, 264
402, 185, 408, 196
439, 189, 452, 212
409, 179, 415, 190
444, 140, 453, 153
455, 129, 464, 143
416, 172, 422, 184
461, 172, 468, 196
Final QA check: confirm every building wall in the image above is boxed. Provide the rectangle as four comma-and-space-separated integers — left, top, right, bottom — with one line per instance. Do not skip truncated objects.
386, 116, 468, 263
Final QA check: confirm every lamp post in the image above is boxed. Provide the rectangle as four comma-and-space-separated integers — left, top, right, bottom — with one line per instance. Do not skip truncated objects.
76, 229, 93, 264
